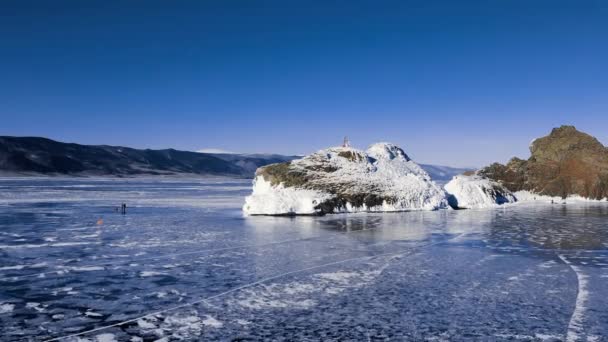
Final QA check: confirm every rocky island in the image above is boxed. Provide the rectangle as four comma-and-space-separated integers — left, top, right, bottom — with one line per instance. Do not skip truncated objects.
243, 143, 450, 215
480, 125, 608, 200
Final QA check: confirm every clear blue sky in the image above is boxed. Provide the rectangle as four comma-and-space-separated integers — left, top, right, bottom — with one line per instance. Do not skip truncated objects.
1, 0, 607, 167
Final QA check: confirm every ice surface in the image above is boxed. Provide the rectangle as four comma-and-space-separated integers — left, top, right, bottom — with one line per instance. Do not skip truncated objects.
0, 177, 607, 340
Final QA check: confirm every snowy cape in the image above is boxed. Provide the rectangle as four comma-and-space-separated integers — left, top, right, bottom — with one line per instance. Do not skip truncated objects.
444, 174, 517, 209
243, 143, 449, 215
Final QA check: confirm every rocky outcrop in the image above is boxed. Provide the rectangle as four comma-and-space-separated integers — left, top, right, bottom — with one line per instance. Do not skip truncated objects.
444, 175, 517, 209
479, 126, 608, 200
243, 143, 449, 215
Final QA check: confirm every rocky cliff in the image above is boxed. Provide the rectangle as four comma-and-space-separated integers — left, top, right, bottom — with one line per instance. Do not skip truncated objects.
479, 126, 608, 199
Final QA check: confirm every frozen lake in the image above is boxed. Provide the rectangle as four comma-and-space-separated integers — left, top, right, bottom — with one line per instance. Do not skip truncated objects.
1, 178, 607, 341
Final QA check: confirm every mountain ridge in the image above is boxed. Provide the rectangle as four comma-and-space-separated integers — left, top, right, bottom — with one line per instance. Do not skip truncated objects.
0, 136, 294, 177
0, 136, 470, 179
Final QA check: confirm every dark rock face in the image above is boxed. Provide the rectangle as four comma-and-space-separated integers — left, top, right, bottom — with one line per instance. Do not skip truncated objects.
479, 126, 608, 199
0, 136, 297, 177
480, 158, 528, 192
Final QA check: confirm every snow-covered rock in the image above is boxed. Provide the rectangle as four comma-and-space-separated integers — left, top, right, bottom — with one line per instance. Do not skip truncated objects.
444, 174, 517, 209
243, 143, 450, 215
242, 176, 334, 215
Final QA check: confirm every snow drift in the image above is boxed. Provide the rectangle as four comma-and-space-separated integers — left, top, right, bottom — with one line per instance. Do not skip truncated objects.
243, 143, 449, 215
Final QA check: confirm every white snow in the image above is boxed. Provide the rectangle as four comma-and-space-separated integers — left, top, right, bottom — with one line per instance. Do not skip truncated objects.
444, 175, 516, 209
66, 266, 105, 272
236, 319, 252, 325
201, 315, 223, 328
137, 318, 157, 329
315, 271, 360, 284
140, 271, 168, 277
95, 333, 118, 342
0, 241, 93, 249
161, 314, 205, 337
243, 176, 333, 215
0, 262, 47, 271
85, 310, 103, 317
243, 143, 449, 215
514, 190, 608, 203
26, 302, 45, 312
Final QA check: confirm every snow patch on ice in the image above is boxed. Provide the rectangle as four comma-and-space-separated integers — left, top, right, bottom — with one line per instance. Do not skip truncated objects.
232, 260, 392, 310
26, 302, 45, 312
0, 241, 93, 249
0, 303, 15, 314
94, 333, 118, 342
0, 262, 47, 271
85, 310, 103, 317
137, 318, 157, 329
136, 313, 209, 339
162, 313, 205, 338
316, 271, 361, 284
140, 271, 168, 277
64, 266, 105, 272
202, 315, 223, 328
236, 283, 317, 310
236, 319, 251, 325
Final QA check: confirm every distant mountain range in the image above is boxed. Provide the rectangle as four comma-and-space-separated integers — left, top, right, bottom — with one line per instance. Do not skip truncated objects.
0, 136, 470, 179
417, 164, 472, 182
0, 136, 296, 177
